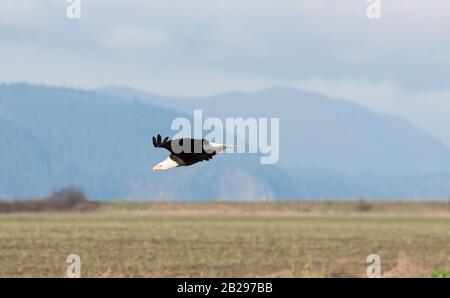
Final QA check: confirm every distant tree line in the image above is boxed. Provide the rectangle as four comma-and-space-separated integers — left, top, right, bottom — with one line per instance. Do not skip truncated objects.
0, 187, 99, 213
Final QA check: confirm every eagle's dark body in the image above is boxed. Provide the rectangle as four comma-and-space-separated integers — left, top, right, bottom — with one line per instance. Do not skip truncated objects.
152, 134, 217, 167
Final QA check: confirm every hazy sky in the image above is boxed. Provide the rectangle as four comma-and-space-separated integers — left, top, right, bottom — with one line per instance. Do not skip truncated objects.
1, 0, 450, 145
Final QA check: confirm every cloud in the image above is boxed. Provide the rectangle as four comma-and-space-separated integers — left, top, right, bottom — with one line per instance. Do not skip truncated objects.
101, 25, 171, 49
1, 0, 449, 91
0, 0, 48, 25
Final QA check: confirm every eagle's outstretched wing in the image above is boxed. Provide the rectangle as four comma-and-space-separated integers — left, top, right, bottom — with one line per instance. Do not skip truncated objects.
152, 134, 172, 152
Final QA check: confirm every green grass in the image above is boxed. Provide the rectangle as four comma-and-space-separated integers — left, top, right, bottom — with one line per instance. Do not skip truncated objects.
0, 202, 449, 277
426, 268, 449, 278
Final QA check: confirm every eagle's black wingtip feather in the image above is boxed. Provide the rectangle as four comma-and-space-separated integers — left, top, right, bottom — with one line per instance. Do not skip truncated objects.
153, 134, 172, 149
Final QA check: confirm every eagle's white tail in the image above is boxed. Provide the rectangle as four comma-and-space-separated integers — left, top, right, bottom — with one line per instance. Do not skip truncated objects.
206, 142, 238, 153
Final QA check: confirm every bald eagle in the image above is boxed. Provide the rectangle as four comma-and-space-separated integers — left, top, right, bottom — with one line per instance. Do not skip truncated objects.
152, 134, 230, 171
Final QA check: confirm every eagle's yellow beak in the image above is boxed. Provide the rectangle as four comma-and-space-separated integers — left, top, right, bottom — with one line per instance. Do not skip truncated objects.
153, 165, 161, 171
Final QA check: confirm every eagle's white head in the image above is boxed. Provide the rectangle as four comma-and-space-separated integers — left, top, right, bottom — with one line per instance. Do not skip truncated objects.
153, 156, 179, 171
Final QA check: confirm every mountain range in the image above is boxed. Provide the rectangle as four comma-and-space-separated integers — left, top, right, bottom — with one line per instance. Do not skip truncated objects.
1, 83, 450, 200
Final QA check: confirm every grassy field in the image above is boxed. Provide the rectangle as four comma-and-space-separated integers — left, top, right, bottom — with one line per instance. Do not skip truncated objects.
0, 201, 449, 277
